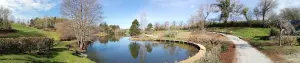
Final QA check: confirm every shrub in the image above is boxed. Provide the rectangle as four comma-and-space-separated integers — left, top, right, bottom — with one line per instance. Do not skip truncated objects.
270, 27, 280, 36
0, 37, 54, 54
164, 31, 177, 38
281, 36, 298, 46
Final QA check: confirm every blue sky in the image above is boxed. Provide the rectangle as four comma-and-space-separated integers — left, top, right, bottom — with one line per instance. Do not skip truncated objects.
1, 0, 300, 29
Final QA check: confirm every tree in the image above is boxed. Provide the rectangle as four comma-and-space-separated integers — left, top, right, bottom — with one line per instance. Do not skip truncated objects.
61, 0, 103, 50
280, 8, 300, 20
258, 0, 278, 24
0, 6, 12, 30
145, 23, 153, 34
139, 12, 148, 32
213, 0, 243, 25
163, 21, 169, 30
198, 4, 215, 28
129, 19, 141, 36
171, 21, 177, 30
242, 7, 249, 21
253, 7, 261, 20
154, 22, 160, 31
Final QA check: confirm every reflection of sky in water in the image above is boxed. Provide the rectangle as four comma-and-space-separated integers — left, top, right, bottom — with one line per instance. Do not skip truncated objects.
86, 37, 198, 63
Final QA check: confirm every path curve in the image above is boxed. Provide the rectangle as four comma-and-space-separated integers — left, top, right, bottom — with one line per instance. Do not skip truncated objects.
221, 34, 273, 63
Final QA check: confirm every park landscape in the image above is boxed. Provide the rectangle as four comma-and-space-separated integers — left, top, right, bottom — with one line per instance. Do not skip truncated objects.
0, 0, 300, 63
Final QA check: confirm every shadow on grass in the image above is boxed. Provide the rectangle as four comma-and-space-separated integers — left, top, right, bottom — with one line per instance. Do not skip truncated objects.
29, 48, 67, 58
0, 56, 64, 63
0, 48, 68, 63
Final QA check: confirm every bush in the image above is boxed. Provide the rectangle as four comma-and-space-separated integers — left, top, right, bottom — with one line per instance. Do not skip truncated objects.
164, 31, 177, 38
270, 27, 280, 36
0, 37, 54, 54
281, 36, 298, 46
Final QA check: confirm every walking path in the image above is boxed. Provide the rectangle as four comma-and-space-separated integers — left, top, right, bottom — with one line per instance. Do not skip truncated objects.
223, 34, 273, 63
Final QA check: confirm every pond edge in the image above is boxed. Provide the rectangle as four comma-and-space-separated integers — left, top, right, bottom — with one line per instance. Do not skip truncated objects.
154, 40, 206, 63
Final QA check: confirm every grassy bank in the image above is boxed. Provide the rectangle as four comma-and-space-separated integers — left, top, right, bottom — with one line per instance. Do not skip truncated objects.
0, 24, 93, 63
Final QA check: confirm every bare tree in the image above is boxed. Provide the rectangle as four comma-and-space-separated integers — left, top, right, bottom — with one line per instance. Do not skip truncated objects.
171, 21, 177, 30
198, 4, 216, 27
258, 0, 278, 24
253, 7, 261, 20
61, 0, 103, 50
280, 8, 300, 20
154, 22, 160, 31
139, 12, 148, 32
0, 6, 12, 30
163, 21, 169, 30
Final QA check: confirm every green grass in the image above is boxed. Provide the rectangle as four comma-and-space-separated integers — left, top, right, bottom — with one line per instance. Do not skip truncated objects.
0, 24, 93, 63
211, 27, 270, 40
5, 24, 60, 40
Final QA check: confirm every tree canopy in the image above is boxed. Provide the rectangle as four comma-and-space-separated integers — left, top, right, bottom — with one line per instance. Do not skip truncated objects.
129, 19, 141, 36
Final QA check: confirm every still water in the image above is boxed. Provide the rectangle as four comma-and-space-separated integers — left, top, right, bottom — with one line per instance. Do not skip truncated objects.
86, 37, 198, 63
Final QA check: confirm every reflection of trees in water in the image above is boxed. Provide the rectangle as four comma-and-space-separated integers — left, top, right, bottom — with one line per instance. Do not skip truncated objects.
139, 44, 147, 63
128, 42, 158, 63
176, 43, 198, 57
145, 42, 152, 53
129, 42, 141, 59
98, 35, 121, 44
163, 43, 178, 56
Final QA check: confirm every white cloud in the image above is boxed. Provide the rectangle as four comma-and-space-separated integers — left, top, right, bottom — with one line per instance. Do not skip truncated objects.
0, 0, 58, 20
275, 0, 300, 13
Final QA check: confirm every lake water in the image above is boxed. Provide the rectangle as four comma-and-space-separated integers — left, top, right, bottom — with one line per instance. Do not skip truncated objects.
86, 37, 198, 63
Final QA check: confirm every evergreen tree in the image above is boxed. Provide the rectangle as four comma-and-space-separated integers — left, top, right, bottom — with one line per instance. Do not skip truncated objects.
129, 19, 141, 36
145, 23, 153, 34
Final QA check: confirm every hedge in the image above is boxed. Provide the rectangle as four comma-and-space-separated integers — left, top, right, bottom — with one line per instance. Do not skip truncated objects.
0, 37, 54, 54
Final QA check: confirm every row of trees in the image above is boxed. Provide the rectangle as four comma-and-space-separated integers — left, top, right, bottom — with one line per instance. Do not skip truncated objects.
99, 22, 125, 36
29, 17, 65, 29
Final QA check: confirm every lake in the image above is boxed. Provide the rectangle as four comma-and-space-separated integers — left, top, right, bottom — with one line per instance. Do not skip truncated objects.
86, 37, 199, 63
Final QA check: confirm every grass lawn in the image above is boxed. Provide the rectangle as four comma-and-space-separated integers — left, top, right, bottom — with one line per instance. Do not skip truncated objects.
209, 27, 270, 41
4, 24, 60, 40
0, 24, 93, 63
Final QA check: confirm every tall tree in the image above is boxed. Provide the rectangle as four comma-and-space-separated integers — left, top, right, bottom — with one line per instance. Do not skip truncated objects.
242, 7, 249, 21
0, 6, 12, 30
61, 0, 103, 50
253, 7, 261, 20
213, 0, 243, 25
280, 8, 300, 20
258, 0, 278, 24
129, 19, 141, 36
146, 23, 153, 32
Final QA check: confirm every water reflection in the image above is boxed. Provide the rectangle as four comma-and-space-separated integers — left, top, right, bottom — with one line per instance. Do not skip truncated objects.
98, 35, 122, 44
86, 37, 198, 63
129, 42, 141, 59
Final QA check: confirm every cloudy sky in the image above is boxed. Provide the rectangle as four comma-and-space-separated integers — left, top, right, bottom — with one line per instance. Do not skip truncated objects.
0, 0, 300, 28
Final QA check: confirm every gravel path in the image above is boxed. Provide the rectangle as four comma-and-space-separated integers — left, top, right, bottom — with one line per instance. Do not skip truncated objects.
224, 34, 273, 63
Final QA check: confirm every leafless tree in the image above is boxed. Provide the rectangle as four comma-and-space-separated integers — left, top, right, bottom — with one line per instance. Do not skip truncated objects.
253, 7, 261, 20
163, 21, 169, 30
154, 22, 160, 31
61, 0, 103, 50
198, 4, 216, 27
0, 6, 12, 30
171, 21, 177, 30
139, 12, 148, 32
258, 0, 278, 24
280, 8, 300, 20
179, 21, 184, 30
